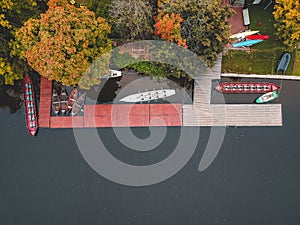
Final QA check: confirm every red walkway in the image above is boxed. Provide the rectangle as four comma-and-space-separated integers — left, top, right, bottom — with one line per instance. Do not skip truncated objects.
38, 77, 182, 128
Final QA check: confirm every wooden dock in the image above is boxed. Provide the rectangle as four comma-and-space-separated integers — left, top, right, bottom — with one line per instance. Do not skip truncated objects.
38, 54, 282, 128
182, 55, 282, 126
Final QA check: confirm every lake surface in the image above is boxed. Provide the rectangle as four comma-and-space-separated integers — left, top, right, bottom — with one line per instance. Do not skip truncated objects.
0, 80, 300, 225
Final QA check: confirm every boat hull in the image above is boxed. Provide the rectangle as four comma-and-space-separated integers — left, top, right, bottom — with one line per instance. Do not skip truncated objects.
255, 91, 279, 103
232, 39, 263, 47
23, 75, 38, 136
119, 89, 176, 102
215, 82, 280, 94
276, 53, 291, 74
67, 88, 78, 112
71, 92, 86, 116
246, 34, 270, 40
60, 87, 68, 114
52, 89, 60, 115
230, 30, 259, 39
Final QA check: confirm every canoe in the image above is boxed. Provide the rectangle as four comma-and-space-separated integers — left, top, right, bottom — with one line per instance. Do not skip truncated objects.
246, 34, 270, 40
230, 30, 259, 39
232, 39, 263, 48
255, 91, 279, 104
52, 89, 60, 115
71, 92, 86, 116
60, 87, 68, 114
23, 75, 38, 136
276, 53, 291, 74
67, 88, 78, 112
215, 82, 280, 94
119, 89, 176, 102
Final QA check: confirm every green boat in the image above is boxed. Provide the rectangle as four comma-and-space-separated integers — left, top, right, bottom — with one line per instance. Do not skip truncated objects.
255, 91, 279, 104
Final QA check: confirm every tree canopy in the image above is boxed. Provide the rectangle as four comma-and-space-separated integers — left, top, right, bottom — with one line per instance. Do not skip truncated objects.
109, 0, 154, 40
155, 0, 233, 67
0, 0, 47, 85
273, 0, 300, 50
12, 0, 112, 89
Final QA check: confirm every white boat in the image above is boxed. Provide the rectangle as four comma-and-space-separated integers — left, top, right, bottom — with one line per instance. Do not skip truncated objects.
71, 92, 86, 116
99, 70, 122, 79
230, 30, 259, 39
119, 89, 176, 102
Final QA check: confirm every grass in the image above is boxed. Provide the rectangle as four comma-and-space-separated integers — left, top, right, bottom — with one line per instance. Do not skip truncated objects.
222, 3, 296, 75
294, 51, 300, 75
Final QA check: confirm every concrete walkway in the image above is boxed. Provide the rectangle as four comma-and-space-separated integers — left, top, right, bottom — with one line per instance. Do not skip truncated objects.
222, 73, 300, 80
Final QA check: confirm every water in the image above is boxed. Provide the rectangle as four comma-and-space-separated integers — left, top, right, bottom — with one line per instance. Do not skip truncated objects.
0, 80, 300, 225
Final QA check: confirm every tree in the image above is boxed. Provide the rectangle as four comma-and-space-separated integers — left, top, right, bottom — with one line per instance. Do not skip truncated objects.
86, 0, 111, 19
12, 0, 112, 89
109, 0, 154, 40
273, 0, 300, 50
154, 12, 187, 48
156, 0, 233, 67
0, 0, 47, 85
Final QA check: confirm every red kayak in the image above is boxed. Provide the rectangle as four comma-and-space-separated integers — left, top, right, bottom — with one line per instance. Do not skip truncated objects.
215, 82, 280, 94
245, 34, 270, 40
23, 75, 38, 136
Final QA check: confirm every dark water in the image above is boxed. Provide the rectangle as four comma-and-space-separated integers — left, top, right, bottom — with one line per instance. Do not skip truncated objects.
0, 80, 300, 225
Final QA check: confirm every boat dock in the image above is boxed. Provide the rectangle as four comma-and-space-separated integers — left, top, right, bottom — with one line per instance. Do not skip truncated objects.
38, 56, 282, 128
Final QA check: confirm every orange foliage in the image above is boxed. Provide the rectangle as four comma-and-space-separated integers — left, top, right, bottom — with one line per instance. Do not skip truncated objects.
154, 13, 187, 48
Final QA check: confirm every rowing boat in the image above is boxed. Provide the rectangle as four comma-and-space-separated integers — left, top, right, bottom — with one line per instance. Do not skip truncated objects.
245, 34, 270, 40
230, 30, 259, 39
52, 89, 60, 115
232, 39, 263, 48
67, 87, 78, 112
276, 53, 291, 74
60, 87, 68, 114
71, 92, 86, 116
255, 91, 279, 103
23, 75, 38, 136
119, 89, 176, 102
215, 82, 280, 94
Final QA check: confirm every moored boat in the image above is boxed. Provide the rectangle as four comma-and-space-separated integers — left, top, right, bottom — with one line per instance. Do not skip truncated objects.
119, 89, 176, 102
67, 87, 78, 112
71, 92, 86, 116
230, 30, 259, 39
245, 34, 270, 40
232, 39, 263, 48
60, 87, 68, 114
276, 53, 291, 74
99, 69, 122, 79
215, 82, 280, 94
52, 89, 60, 115
23, 75, 38, 136
255, 91, 279, 103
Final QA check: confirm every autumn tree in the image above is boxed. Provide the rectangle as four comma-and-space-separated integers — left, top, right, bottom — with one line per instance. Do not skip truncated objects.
156, 0, 233, 67
12, 0, 112, 89
0, 0, 47, 85
109, 0, 153, 40
273, 0, 300, 50
154, 12, 187, 48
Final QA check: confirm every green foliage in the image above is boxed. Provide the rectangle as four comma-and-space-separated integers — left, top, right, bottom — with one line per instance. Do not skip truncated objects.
87, 0, 111, 18
157, 0, 233, 67
12, 0, 112, 90
109, 0, 154, 40
273, 0, 300, 50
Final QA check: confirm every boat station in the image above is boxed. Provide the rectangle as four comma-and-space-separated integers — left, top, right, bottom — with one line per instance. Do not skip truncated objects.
38, 56, 282, 129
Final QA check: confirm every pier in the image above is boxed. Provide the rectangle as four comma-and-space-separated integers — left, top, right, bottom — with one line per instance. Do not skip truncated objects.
38, 56, 282, 128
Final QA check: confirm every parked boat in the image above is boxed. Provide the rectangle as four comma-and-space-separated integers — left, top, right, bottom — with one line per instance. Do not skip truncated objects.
23, 75, 38, 136
71, 92, 86, 116
215, 82, 280, 94
246, 34, 270, 40
52, 89, 60, 115
119, 89, 176, 102
230, 30, 259, 39
60, 87, 68, 114
255, 91, 279, 104
276, 53, 291, 74
99, 69, 122, 79
232, 39, 263, 48
67, 87, 78, 112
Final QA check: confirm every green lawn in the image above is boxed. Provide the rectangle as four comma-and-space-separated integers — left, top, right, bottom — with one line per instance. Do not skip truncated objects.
222, 3, 296, 75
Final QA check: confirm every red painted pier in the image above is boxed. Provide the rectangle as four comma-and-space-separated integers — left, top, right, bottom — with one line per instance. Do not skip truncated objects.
38, 77, 182, 128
